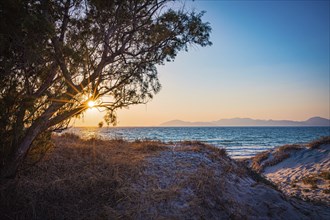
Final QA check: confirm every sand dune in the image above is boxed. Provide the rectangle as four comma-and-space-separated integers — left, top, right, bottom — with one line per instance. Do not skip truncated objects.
1, 135, 329, 219
248, 137, 330, 206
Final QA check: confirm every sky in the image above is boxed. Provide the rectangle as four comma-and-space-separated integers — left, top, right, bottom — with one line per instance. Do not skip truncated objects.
74, 0, 330, 127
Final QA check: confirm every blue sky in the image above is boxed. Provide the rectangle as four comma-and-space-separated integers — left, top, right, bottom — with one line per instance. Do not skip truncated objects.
75, 0, 330, 126
195, 0, 329, 69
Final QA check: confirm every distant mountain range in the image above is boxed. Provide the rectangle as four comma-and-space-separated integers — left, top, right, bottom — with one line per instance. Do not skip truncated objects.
160, 117, 330, 127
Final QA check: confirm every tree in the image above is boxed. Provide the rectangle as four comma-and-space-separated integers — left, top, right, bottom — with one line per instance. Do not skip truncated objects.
98, 121, 104, 128
0, 0, 211, 179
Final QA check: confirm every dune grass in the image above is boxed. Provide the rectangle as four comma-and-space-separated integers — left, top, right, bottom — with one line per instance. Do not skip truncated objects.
251, 151, 269, 172
307, 136, 330, 149
0, 134, 237, 219
319, 171, 330, 180
250, 136, 330, 173
250, 148, 292, 173
302, 175, 318, 189
3, 134, 329, 219
0, 133, 168, 219
2, 133, 278, 219
249, 136, 330, 206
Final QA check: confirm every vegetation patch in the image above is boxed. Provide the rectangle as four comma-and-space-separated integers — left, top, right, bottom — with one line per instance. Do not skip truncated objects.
0, 135, 159, 219
263, 151, 290, 168
307, 136, 330, 149
250, 137, 330, 173
250, 144, 303, 173
319, 171, 330, 180
323, 189, 330, 194
248, 136, 330, 206
132, 140, 168, 152
1, 135, 231, 219
251, 151, 269, 172
2, 134, 329, 219
278, 144, 302, 152
177, 141, 227, 161
302, 175, 319, 189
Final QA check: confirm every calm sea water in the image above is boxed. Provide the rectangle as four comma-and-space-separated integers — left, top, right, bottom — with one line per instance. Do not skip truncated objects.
67, 127, 330, 158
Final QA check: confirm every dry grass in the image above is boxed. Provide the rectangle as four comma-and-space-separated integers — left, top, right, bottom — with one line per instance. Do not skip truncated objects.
0, 134, 167, 219
323, 189, 330, 194
253, 138, 330, 206
250, 137, 330, 173
131, 140, 168, 152
277, 144, 302, 152
251, 151, 269, 172
177, 141, 227, 161
307, 136, 330, 149
300, 171, 330, 191
263, 151, 290, 168
302, 175, 318, 189
263, 144, 304, 169
319, 171, 330, 180
250, 150, 291, 173
182, 166, 245, 219
250, 144, 303, 173
1, 135, 234, 219
2, 134, 327, 219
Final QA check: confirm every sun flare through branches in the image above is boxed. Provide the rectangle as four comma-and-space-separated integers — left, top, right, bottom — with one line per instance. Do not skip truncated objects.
87, 100, 95, 108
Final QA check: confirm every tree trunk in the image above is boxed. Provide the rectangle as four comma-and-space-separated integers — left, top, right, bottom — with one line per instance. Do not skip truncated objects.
0, 123, 44, 179
0, 103, 84, 179
1, 141, 34, 179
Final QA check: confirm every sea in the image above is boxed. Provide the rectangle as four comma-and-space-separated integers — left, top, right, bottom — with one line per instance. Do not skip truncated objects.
67, 126, 330, 158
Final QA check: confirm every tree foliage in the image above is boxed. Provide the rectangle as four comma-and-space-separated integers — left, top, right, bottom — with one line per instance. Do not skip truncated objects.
0, 0, 211, 178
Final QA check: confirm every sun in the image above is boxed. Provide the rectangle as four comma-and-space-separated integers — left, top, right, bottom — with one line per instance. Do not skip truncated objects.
87, 100, 95, 108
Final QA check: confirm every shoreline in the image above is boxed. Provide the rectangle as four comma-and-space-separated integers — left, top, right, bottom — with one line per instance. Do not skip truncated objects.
64, 126, 330, 159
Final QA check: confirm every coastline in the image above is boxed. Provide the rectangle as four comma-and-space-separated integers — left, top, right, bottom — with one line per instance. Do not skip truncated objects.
66, 126, 330, 159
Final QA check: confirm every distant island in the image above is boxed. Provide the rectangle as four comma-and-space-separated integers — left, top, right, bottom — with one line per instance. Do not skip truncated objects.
160, 117, 330, 127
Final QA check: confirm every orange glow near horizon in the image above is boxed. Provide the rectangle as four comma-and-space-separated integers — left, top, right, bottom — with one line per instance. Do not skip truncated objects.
72, 98, 330, 127
72, 1, 329, 127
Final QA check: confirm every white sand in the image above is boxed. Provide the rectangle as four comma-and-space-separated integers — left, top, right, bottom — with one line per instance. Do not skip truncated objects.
260, 144, 330, 205
121, 144, 330, 219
